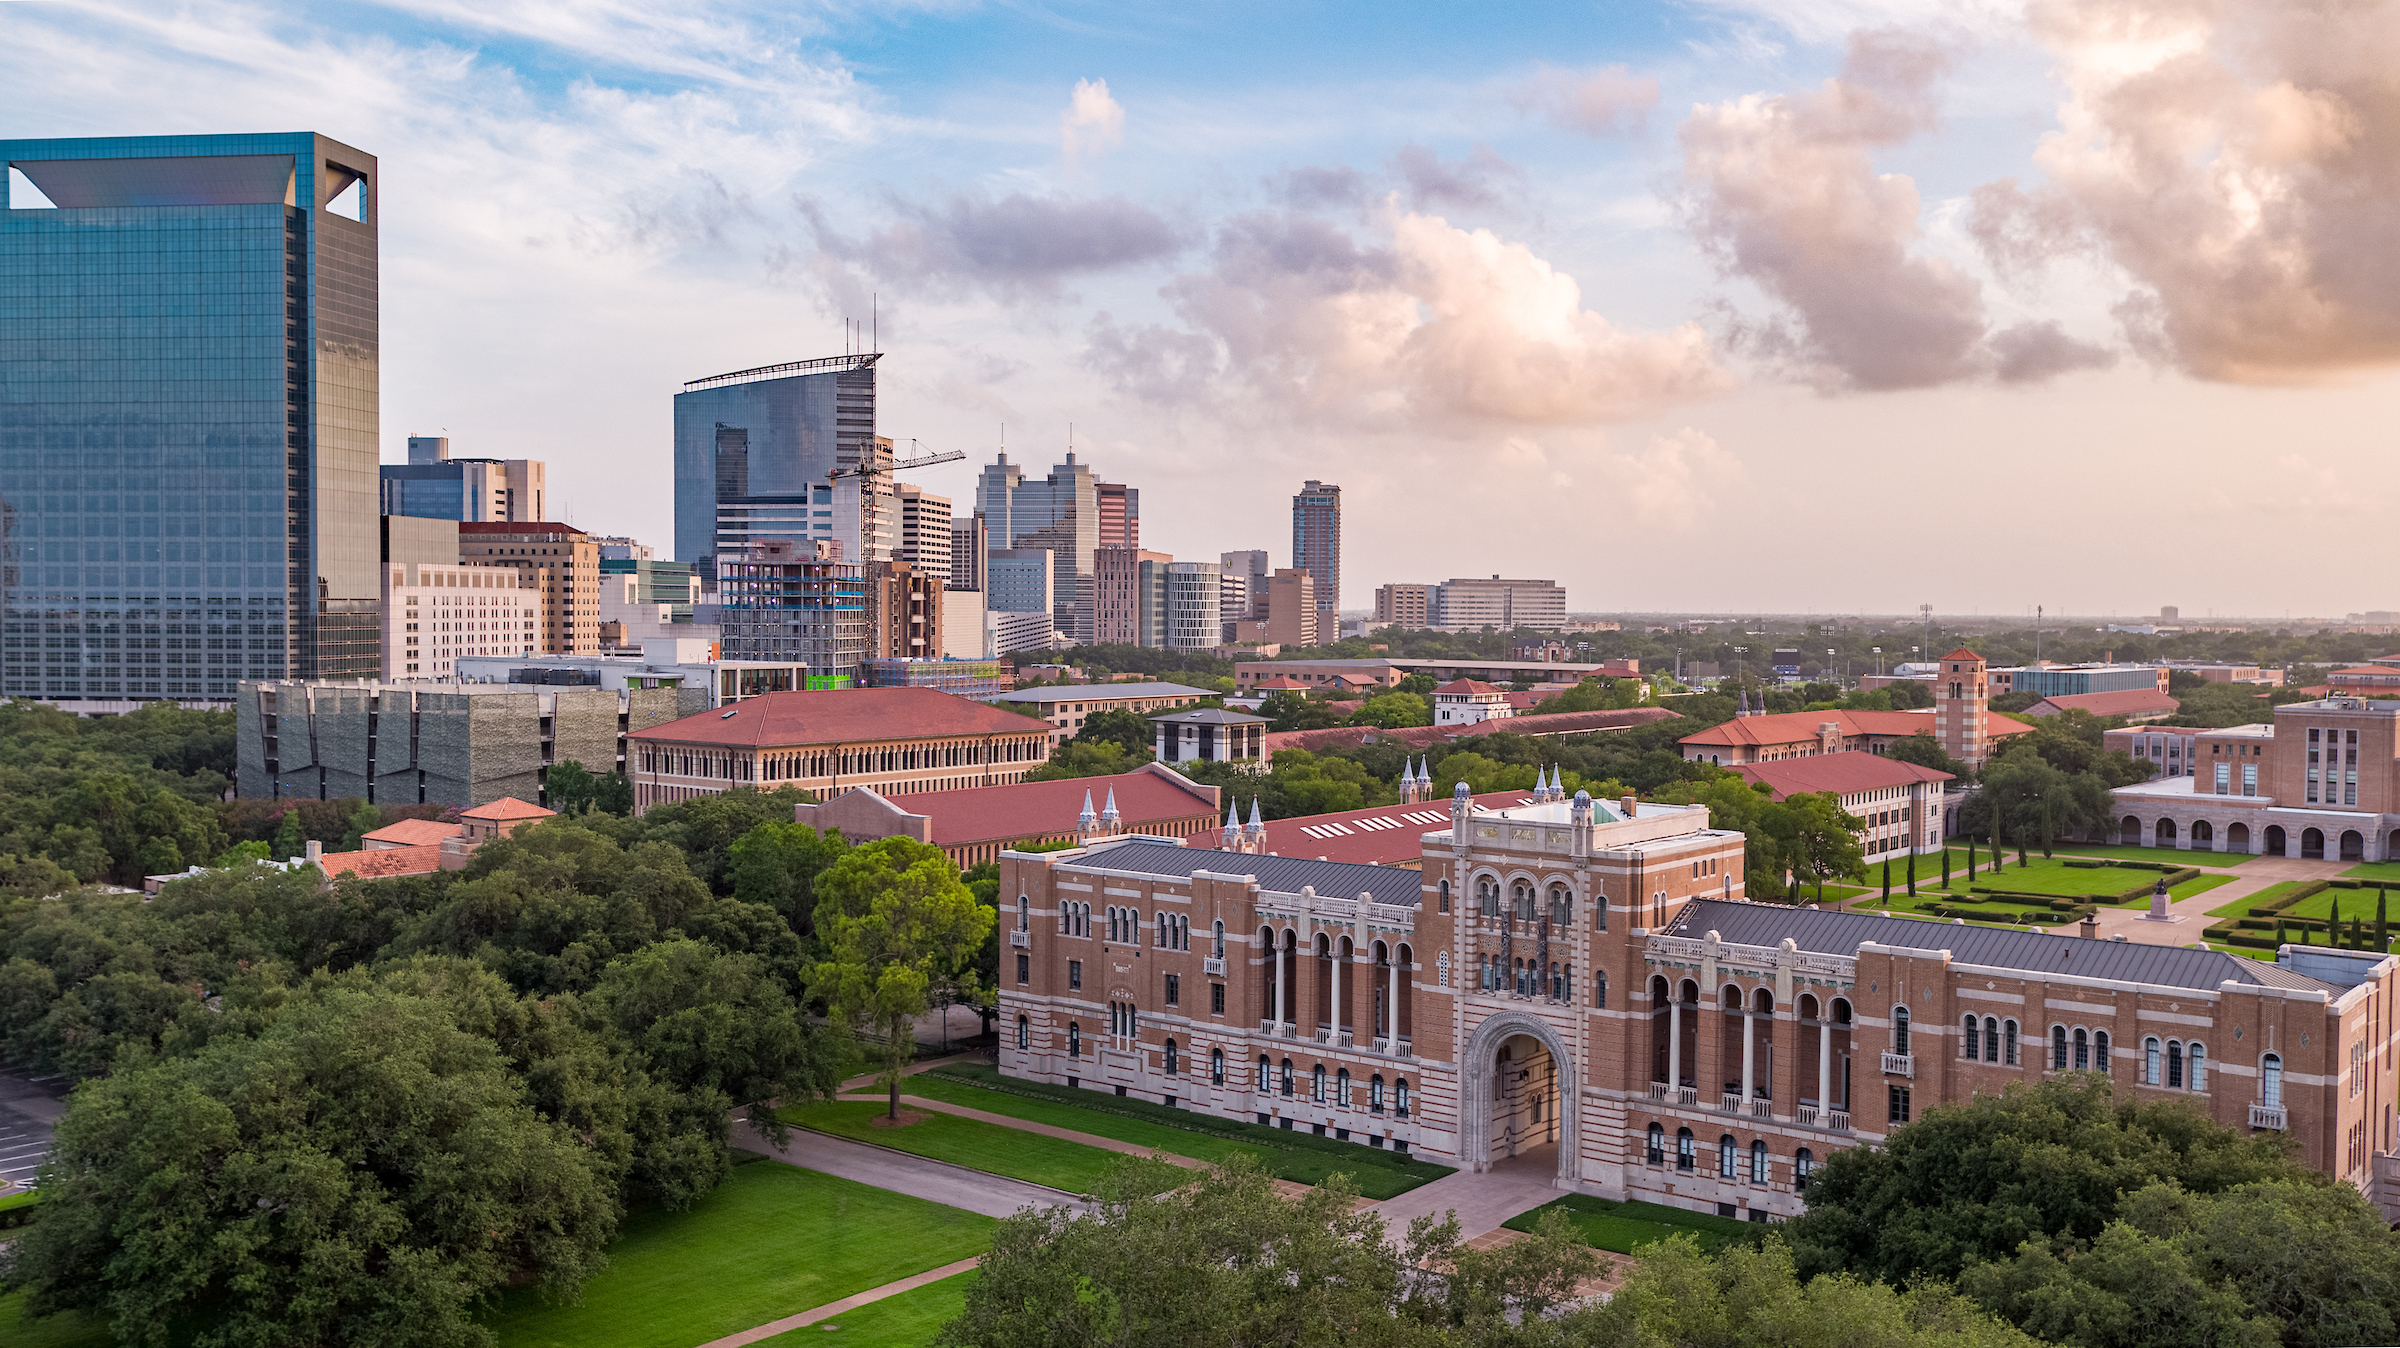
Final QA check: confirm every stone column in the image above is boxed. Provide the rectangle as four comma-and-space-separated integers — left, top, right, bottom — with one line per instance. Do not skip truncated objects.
1818, 1012, 1833, 1113
1273, 933, 1287, 1030
1741, 1006, 1756, 1103
1388, 958, 1402, 1051
1328, 939, 1343, 1042
1668, 996, 1684, 1088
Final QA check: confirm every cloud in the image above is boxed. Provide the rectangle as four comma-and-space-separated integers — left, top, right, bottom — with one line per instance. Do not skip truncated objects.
1509, 63, 1661, 136
1965, 0, 2400, 383
1989, 319, 2114, 383
1061, 77, 1126, 167
1390, 144, 1527, 213
1266, 164, 1374, 211
1609, 427, 1746, 528
1087, 208, 1729, 431
806, 189, 1184, 300
1679, 30, 1999, 390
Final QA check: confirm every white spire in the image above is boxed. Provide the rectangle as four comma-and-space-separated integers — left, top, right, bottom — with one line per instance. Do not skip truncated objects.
1078, 790, 1096, 826
1102, 787, 1120, 823
1247, 797, 1265, 832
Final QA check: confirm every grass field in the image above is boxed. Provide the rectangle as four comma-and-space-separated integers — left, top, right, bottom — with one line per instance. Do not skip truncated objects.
2271, 887, 2397, 924
0, 1290, 113, 1348
2343, 862, 2400, 884
487, 1160, 993, 1348
2052, 842, 2255, 867
753, 1270, 977, 1347
1503, 1195, 1755, 1254
2210, 881, 2310, 921
779, 1098, 1130, 1194
898, 1071, 1444, 1199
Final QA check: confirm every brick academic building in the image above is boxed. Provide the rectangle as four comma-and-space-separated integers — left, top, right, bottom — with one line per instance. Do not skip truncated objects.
999, 780, 2400, 1221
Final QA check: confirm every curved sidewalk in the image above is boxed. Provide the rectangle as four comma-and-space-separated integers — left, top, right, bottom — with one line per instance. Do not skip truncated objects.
732, 1118, 1085, 1220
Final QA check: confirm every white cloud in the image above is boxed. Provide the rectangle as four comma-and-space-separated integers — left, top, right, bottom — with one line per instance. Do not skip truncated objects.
1609, 427, 1746, 528
1509, 64, 1661, 137
1061, 77, 1126, 167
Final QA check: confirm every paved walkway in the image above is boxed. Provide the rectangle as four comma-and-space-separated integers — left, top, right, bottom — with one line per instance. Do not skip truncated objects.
834, 1091, 1210, 1169
1369, 1147, 1563, 1241
732, 1118, 1085, 1221
690, 1256, 983, 1348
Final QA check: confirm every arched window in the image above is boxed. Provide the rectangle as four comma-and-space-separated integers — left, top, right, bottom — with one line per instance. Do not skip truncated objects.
1513, 881, 1535, 921
1594, 886, 1608, 931
2052, 1025, 2069, 1070
1312, 1063, 1326, 1101
1550, 961, 1564, 1001
1984, 1016, 2000, 1064
1892, 1005, 1911, 1056
1548, 883, 1572, 925
1395, 1078, 1410, 1118
2073, 1027, 2090, 1071
2004, 1019, 2020, 1066
2095, 1030, 2110, 1071
2145, 1036, 2162, 1085
1750, 1138, 1768, 1184
1477, 877, 1499, 916
1962, 1015, 1980, 1059
1647, 1122, 1666, 1165
2189, 1044, 2207, 1090
1370, 1074, 1387, 1113
1017, 895, 1028, 931
1212, 920, 1225, 958
1280, 1057, 1295, 1096
1594, 970, 1608, 1009
1211, 1047, 1226, 1085
1676, 1127, 1696, 1170
1017, 1014, 1029, 1050
1068, 1023, 1081, 1058
1257, 1055, 1270, 1092
1438, 879, 1451, 913
2262, 1053, 2283, 1107
1164, 1039, 1179, 1075
1338, 1067, 1352, 1106
2167, 1041, 2184, 1089
1795, 1147, 1816, 1187
1718, 1134, 1737, 1179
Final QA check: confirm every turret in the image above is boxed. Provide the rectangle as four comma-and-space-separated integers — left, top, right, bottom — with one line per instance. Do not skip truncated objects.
1245, 798, 1266, 850
1222, 799, 1241, 850
1101, 787, 1121, 829
1077, 790, 1098, 843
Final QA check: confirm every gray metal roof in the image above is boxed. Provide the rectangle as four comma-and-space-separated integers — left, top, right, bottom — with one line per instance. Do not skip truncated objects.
1669, 899, 2340, 995
1151, 707, 1271, 725
990, 682, 1215, 704
1067, 841, 1425, 908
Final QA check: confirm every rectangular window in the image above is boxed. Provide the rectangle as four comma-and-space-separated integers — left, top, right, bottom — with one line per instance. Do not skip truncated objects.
1888, 1085, 1912, 1124
2215, 762, 2230, 794
1164, 973, 1180, 1007
1068, 959, 1082, 990
2243, 764, 2257, 796
1016, 953, 1030, 984
1211, 983, 1225, 1015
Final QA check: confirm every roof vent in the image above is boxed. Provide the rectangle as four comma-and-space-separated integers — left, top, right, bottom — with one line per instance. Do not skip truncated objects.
720, 709, 738, 719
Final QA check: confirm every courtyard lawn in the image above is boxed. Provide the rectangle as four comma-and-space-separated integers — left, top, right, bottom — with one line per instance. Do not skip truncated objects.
2343, 861, 2400, 885
2210, 880, 2314, 922
898, 1070, 1445, 1200
752, 1270, 977, 1348
2101, 872, 2234, 907
2052, 842, 2256, 867
1503, 1195, 1755, 1255
486, 1159, 992, 1348
778, 1099, 1130, 1194
2270, 887, 2399, 926
0, 1290, 113, 1348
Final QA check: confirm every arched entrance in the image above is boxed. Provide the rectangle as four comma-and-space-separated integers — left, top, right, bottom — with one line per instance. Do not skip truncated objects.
2191, 820, 2214, 849
2341, 830, 2364, 862
2156, 818, 2177, 845
2303, 827, 2326, 861
2120, 816, 2140, 846
1461, 1012, 1578, 1183
2265, 825, 2287, 857
2228, 822, 2250, 854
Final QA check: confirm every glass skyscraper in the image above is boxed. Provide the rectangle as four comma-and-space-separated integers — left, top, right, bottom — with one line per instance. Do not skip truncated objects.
672, 354, 881, 581
1, 132, 382, 702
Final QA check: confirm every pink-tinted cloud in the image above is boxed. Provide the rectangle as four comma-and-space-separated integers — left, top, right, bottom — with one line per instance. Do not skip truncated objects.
1968, 0, 2400, 383
1510, 63, 1661, 136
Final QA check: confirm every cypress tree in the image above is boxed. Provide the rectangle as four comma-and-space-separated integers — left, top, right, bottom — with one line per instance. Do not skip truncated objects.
2276, 917, 2287, 947
1907, 848, 1918, 897
1942, 846, 1952, 889
2018, 839, 2029, 867
1992, 818, 2005, 874
1966, 839, 1977, 882
1882, 859, 1892, 901
2353, 916, 2364, 950
2379, 887, 2388, 952
2332, 894, 2342, 947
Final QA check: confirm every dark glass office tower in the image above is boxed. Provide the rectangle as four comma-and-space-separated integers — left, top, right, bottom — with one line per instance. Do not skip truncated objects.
0, 133, 380, 702
673, 354, 879, 581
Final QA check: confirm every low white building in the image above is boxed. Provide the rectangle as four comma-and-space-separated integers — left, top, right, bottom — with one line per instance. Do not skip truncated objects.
454, 637, 804, 707
381, 561, 540, 680
1432, 678, 1514, 726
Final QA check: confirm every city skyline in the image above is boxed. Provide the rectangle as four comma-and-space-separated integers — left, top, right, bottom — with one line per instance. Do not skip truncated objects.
8, 2, 2400, 617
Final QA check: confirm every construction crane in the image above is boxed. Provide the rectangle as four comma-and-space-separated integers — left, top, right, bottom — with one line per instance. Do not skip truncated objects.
825, 440, 968, 563
827, 438, 966, 482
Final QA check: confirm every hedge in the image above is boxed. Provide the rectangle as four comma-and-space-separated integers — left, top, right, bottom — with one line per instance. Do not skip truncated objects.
0, 1189, 38, 1228
2245, 881, 2329, 919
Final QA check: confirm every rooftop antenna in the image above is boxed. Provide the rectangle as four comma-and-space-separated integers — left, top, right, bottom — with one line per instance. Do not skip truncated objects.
872, 293, 877, 354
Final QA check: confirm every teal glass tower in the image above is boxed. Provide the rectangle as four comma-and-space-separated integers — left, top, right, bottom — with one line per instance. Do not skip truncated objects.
0, 133, 381, 702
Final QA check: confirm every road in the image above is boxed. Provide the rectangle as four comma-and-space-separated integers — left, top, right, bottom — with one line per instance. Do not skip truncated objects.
0, 1069, 66, 1192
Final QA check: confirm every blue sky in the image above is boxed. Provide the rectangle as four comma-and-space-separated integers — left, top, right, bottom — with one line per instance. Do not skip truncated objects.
9, 0, 2400, 618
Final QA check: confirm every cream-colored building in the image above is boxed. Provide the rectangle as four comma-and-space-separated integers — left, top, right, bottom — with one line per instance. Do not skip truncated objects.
379, 562, 540, 680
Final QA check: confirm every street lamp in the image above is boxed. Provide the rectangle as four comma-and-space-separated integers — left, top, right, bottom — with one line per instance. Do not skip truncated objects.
1873, 646, 1883, 676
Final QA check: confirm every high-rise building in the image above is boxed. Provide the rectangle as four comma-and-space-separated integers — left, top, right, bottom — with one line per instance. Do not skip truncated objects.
1375, 583, 1432, 630
1220, 550, 1270, 619
1097, 481, 1139, 548
380, 437, 547, 523
1430, 576, 1565, 633
380, 561, 540, 679
864, 559, 943, 662
1934, 647, 1993, 768
1164, 562, 1222, 652
458, 522, 602, 654
673, 354, 884, 583
1264, 568, 1319, 647
975, 451, 1098, 641
1094, 546, 1171, 646
1218, 572, 1248, 642
1291, 481, 1341, 620
895, 484, 953, 582
986, 549, 1056, 617
592, 536, 655, 562
715, 539, 867, 686
1, 133, 384, 701
950, 511, 989, 593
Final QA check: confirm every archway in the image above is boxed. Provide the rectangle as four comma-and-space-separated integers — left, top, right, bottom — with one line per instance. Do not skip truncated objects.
2191, 820, 2214, 849
2227, 822, 2250, 854
2303, 827, 2325, 861
2120, 816, 2140, 846
2341, 830, 2364, 862
2265, 824, 2287, 857
2155, 818, 2177, 845
1460, 1011, 1579, 1182
2390, 829, 2400, 861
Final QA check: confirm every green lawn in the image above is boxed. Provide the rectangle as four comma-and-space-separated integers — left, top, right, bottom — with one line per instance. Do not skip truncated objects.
896, 1071, 1441, 1200
753, 1270, 977, 1347
2272, 888, 2397, 924
2344, 862, 2400, 885
1503, 1195, 1755, 1254
487, 1160, 993, 1348
2051, 842, 2256, 867
0, 1290, 113, 1348
780, 1099, 1129, 1194
2209, 880, 2313, 922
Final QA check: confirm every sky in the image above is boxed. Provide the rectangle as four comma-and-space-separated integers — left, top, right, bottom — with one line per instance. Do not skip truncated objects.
8, 0, 2400, 620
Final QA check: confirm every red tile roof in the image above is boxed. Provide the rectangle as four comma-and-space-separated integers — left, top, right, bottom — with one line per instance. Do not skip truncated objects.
1436, 679, 1506, 696
1680, 707, 2034, 750
2021, 689, 2180, 718
1263, 706, 1677, 757
362, 818, 463, 847
1195, 790, 1541, 867
850, 768, 1220, 847
1940, 648, 1983, 662
315, 845, 443, 880
1252, 676, 1312, 690
2328, 666, 2400, 679
462, 797, 555, 821
628, 688, 1052, 747
1734, 755, 1953, 802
